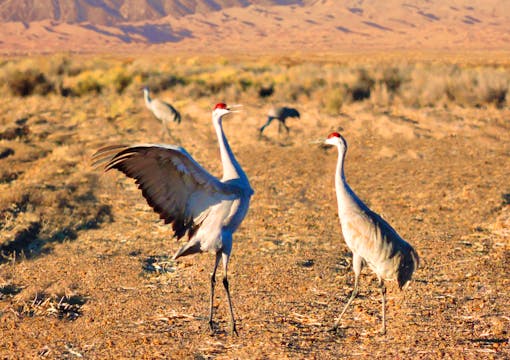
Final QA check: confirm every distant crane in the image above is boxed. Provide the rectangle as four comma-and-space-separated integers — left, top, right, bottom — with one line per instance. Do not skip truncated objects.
324, 132, 419, 334
259, 106, 300, 135
93, 103, 253, 336
143, 87, 181, 139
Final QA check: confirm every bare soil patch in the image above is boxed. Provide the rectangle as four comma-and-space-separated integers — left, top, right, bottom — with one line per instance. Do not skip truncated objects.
0, 59, 509, 358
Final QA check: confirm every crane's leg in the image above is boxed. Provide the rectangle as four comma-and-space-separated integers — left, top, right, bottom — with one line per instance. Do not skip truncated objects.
282, 120, 290, 135
259, 117, 274, 136
222, 252, 238, 336
331, 253, 362, 331
379, 279, 387, 335
161, 119, 171, 140
208, 252, 222, 333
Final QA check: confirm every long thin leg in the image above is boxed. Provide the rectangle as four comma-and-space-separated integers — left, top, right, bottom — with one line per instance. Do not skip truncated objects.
282, 120, 290, 134
379, 279, 387, 335
222, 253, 238, 336
160, 119, 169, 140
332, 253, 362, 330
259, 117, 274, 135
209, 252, 222, 332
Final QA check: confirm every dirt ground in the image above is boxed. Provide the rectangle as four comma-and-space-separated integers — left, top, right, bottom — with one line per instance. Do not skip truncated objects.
0, 78, 509, 358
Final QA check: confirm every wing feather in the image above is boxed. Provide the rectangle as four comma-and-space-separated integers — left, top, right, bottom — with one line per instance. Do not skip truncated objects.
92, 144, 237, 239
152, 100, 181, 124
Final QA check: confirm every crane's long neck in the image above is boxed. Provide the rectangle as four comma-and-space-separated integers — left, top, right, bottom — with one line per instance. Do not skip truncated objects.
213, 115, 247, 182
143, 90, 151, 109
334, 146, 354, 215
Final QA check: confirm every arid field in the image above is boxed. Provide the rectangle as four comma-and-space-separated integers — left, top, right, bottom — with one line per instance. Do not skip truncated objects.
0, 53, 509, 358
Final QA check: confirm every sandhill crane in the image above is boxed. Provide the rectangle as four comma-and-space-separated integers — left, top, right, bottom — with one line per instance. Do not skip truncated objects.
143, 87, 181, 139
259, 106, 300, 135
324, 132, 419, 334
92, 103, 253, 336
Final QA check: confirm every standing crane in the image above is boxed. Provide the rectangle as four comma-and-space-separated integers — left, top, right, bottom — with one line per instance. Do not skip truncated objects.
324, 132, 419, 334
92, 103, 253, 336
143, 87, 181, 139
259, 106, 300, 135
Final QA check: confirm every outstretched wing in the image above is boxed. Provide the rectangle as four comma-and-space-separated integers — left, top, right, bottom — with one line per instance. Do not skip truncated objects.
152, 100, 181, 124
92, 144, 237, 239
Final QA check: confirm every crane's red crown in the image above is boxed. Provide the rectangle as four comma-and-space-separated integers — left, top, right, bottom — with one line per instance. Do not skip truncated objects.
327, 132, 341, 139
214, 103, 228, 110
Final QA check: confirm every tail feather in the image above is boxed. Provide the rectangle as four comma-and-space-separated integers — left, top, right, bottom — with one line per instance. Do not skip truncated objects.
173, 240, 202, 260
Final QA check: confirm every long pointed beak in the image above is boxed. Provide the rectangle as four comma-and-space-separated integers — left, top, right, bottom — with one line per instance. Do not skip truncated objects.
310, 138, 332, 150
228, 104, 243, 113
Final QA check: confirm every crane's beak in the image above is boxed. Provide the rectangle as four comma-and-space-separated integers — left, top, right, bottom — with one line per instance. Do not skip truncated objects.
228, 104, 243, 113
309, 138, 332, 150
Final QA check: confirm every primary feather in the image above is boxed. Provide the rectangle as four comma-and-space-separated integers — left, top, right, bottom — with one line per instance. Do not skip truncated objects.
93, 144, 237, 241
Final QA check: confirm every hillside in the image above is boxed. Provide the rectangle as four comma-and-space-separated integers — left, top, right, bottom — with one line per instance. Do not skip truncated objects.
0, 0, 310, 23
0, 0, 509, 54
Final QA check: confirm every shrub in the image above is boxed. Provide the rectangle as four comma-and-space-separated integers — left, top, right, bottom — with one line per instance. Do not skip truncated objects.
323, 86, 346, 115
484, 87, 506, 107
67, 71, 103, 96
112, 71, 132, 94
347, 69, 374, 102
258, 84, 274, 98
6, 70, 54, 97
381, 67, 404, 93
477, 71, 508, 108
142, 73, 187, 92
74, 76, 102, 95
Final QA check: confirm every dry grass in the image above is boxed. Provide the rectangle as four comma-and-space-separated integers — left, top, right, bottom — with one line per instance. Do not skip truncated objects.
1, 53, 509, 108
0, 52, 509, 358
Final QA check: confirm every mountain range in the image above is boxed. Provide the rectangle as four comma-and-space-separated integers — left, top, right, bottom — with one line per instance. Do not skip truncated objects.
1, 0, 315, 24
0, 0, 508, 54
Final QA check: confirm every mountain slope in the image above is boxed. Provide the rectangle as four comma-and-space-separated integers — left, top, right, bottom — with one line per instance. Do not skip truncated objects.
0, 0, 508, 54
0, 0, 310, 24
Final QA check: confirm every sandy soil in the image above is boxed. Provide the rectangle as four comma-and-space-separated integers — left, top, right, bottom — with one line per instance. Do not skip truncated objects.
0, 85, 509, 358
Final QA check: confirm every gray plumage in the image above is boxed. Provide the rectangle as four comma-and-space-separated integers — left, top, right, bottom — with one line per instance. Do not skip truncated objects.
259, 106, 300, 135
92, 103, 253, 336
324, 132, 419, 335
143, 87, 181, 139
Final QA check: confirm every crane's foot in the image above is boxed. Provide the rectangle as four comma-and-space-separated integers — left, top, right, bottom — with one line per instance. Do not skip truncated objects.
231, 323, 239, 337
327, 324, 345, 336
208, 320, 216, 334
379, 326, 386, 336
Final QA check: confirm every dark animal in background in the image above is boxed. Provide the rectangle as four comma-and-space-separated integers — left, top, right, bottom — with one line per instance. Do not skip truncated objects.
259, 106, 300, 135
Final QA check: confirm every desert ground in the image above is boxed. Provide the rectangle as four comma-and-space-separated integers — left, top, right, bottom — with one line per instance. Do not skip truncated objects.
0, 54, 509, 358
